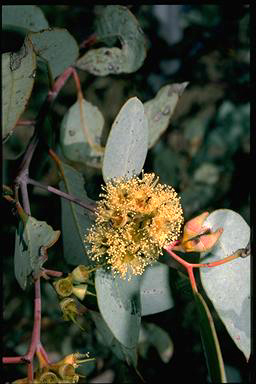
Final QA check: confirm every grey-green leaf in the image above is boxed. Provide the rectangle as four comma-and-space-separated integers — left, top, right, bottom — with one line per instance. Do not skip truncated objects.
2, 5, 49, 32
91, 310, 137, 367
139, 322, 174, 363
76, 5, 146, 75
28, 28, 79, 79
2, 37, 36, 142
95, 268, 141, 348
60, 98, 104, 167
200, 209, 250, 360
144, 83, 188, 148
59, 162, 95, 266
140, 262, 174, 316
102, 97, 148, 182
14, 216, 60, 290
193, 291, 227, 383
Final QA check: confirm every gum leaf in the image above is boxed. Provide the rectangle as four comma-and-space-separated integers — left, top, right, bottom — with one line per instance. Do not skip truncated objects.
28, 28, 79, 79
14, 216, 60, 290
76, 5, 146, 75
200, 209, 250, 360
2, 37, 36, 142
95, 268, 141, 348
140, 262, 174, 316
59, 162, 95, 266
2, 5, 49, 32
144, 83, 188, 148
60, 98, 104, 167
90, 310, 138, 367
102, 97, 148, 182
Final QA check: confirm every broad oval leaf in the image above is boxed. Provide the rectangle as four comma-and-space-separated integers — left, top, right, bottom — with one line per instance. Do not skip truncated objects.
95, 268, 141, 348
2, 5, 49, 32
76, 5, 146, 75
14, 216, 60, 290
200, 209, 250, 360
102, 97, 148, 182
144, 82, 188, 148
59, 162, 96, 266
140, 262, 174, 316
90, 310, 137, 367
28, 28, 79, 79
2, 37, 36, 142
60, 98, 104, 167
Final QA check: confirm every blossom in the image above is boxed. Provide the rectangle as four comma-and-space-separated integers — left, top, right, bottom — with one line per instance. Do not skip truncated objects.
85, 172, 184, 279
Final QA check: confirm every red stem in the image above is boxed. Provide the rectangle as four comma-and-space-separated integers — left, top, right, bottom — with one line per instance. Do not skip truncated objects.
27, 280, 41, 360
2, 356, 25, 364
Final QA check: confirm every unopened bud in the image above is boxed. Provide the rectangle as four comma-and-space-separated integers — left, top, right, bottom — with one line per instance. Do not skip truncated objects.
182, 228, 223, 253
182, 212, 209, 243
72, 284, 88, 301
71, 265, 91, 283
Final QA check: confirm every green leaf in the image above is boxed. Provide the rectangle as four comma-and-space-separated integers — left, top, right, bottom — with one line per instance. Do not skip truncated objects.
140, 262, 174, 316
102, 97, 148, 182
139, 322, 174, 363
90, 310, 137, 367
59, 162, 95, 266
2, 37, 36, 142
144, 83, 188, 148
95, 268, 141, 348
28, 28, 79, 79
60, 98, 104, 167
200, 209, 251, 360
14, 215, 60, 290
2, 5, 49, 32
76, 5, 146, 75
193, 291, 227, 383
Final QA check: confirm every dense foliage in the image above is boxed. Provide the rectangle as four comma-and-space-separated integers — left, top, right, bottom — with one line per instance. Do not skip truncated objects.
2, 5, 250, 383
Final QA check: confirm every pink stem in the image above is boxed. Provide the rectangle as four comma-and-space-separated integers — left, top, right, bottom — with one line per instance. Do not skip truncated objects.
27, 177, 96, 213
165, 244, 241, 269
2, 356, 25, 364
42, 268, 63, 278
164, 245, 198, 292
27, 280, 41, 360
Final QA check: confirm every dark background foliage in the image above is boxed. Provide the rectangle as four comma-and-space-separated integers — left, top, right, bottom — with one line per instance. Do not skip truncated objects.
2, 5, 250, 383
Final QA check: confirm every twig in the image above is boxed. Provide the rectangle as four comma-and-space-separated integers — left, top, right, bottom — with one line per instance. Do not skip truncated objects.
27, 177, 96, 213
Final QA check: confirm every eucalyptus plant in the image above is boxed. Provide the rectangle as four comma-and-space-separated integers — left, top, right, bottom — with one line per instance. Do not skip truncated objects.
2, 5, 250, 383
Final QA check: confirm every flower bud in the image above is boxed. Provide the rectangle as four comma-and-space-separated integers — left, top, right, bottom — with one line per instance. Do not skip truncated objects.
182, 212, 209, 244
71, 265, 91, 283
53, 275, 73, 297
182, 228, 223, 253
72, 284, 88, 301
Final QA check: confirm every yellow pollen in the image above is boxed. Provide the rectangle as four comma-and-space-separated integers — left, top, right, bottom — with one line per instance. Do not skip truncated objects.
85, 172, 184, 279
